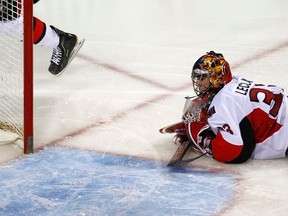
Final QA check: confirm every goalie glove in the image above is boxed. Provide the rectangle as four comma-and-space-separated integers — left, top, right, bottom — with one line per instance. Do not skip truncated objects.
182, 97, 207, 124
186, 121, 215, 156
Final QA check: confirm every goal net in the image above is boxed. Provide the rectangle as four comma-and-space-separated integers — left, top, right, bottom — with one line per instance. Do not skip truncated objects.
0, 0, 33, 153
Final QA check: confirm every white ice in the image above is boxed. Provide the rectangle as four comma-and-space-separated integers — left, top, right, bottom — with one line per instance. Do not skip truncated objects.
1, 0, 288, 215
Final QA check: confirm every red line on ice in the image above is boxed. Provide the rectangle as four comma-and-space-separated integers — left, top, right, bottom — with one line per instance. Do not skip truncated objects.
43, 40, 288, 148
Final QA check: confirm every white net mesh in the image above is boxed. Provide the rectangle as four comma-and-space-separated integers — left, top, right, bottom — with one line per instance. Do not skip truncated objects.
0, 0, 24, 139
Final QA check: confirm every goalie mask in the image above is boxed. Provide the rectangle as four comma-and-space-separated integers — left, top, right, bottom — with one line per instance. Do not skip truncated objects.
191, 51, 232, 98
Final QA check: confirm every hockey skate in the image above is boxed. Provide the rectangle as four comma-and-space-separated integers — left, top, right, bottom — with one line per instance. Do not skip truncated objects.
48, 25, 85, 76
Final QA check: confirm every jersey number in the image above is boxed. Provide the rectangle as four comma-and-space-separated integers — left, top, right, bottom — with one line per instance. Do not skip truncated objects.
249, 88, 283, 117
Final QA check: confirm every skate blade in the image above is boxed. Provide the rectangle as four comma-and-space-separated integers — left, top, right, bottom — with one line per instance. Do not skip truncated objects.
55, 38, 85, 77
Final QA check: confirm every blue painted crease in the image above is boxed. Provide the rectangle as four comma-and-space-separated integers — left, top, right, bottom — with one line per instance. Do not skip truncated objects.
0, 147, 236, 216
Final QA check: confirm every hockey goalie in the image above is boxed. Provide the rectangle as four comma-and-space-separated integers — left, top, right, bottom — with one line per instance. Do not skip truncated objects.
160, 51, 288, 166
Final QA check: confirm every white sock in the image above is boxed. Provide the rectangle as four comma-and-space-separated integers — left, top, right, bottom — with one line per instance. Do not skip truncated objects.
37, 26, 59, 49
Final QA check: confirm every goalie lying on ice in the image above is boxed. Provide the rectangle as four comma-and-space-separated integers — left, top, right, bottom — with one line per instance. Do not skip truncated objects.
160, 51, 288, 164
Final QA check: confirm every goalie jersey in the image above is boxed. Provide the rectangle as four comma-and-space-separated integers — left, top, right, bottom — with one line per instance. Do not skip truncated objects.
207, 75, 288, 163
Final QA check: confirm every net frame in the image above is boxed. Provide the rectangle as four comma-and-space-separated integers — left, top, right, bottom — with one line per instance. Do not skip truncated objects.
0, 0, 34, 153
23, 0, 33, 154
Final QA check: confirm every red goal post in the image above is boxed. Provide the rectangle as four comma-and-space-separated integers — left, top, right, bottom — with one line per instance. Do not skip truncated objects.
24, 0, 33, 154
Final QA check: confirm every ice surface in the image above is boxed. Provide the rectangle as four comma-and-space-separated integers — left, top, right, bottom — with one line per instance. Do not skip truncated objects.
1, 0, 288, 215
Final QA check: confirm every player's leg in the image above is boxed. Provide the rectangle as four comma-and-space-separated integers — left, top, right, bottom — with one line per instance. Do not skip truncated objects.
33, 17, 84, 76
33, 17, 59, 48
